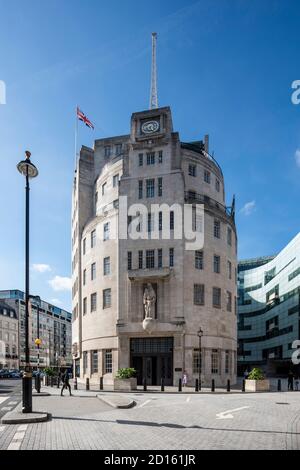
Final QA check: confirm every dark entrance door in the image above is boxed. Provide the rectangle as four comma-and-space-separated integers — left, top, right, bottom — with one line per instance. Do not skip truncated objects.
130, 337, 173, 386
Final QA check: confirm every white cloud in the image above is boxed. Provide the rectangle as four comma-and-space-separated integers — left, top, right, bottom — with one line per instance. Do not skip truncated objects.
50, 298, 62, 306
48, 276, 72, 292
240, 200, 256, 216
295, 149, 300, 168
32, 263, 51, 273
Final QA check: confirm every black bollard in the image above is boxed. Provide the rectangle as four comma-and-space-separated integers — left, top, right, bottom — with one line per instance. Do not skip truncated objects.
278, 379, 281, 392
57, 376, 60, 388
227, 379, 230, 392
74, 377, 78, 390
50, 376, 54, 387
143, 378, 147, 391
211, 379, 215, 392
178, 378, 182, 392
161, 378, 165, 392
242, 379, 245, 392
35, 374, 41, 393
195, 379, 199, 392
86, 377, 90, 391
46, 375, 49, 386
199, 379, 201, 391
100, 377, 103, 391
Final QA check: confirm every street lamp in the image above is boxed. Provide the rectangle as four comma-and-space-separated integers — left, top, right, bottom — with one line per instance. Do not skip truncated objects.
197, 327, 203, 390
17, 151, 38, 413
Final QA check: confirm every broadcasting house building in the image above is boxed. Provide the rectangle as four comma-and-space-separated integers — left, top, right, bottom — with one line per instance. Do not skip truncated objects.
71, 106, 237, 386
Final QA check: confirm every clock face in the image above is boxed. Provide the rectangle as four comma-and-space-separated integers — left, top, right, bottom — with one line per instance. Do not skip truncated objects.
141, 120, 160, 134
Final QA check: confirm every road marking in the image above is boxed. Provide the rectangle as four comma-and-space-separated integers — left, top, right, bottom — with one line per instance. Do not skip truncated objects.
0, 426, 5, 432
13, 432, 25, 441
0, 397, 8, 405
7, 442, 21, 451
186, 396, 191, 403
216, 406, 250, 420
2, 406, 12, 411
17, 425, 28, 432
138, 399, 152, 408
9, 401, 18, 405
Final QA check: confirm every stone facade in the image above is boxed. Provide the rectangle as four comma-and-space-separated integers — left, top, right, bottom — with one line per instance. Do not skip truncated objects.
72, 106, 237, 386
0, 301, 19, 369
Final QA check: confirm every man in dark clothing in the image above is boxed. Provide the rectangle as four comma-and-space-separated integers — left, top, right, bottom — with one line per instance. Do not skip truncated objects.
61, 370, 72, 396
288, 370, 294, 391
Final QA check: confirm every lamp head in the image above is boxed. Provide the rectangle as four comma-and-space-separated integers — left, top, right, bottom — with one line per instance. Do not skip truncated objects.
17, 151, 38, 178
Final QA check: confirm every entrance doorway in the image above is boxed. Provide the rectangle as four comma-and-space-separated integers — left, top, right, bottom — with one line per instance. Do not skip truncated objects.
130, 337, 173, 386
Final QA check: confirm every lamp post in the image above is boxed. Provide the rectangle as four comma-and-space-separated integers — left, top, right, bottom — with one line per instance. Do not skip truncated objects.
197, 328, 203, 389
17, 151, 38, 413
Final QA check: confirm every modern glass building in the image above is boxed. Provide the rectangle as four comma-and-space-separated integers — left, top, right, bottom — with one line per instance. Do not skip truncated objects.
237, 233, 300, 376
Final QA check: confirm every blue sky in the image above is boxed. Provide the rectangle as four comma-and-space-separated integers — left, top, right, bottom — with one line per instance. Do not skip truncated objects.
0, 0, 299, 311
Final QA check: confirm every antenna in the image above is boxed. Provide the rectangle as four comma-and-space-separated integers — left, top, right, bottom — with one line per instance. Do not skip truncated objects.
150, 32, 158, 109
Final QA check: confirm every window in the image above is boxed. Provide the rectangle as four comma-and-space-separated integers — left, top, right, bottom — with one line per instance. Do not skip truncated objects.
102, 182, 107, 195
170, 211, 174, 230
227, 227, 232, 246
194, 284, 205, 305
139, 251, 143, 269
158, 151, 163, 163
159, 212, 163, 231
195, 251, 203, 270
113, 199, 119, 209
146, 250, 155, 269
138, 180, 143, 199
169, 248, 174, 267
91, 262, 96, 281
204, 170, 211, 184
213, 287, 221, 308
226, 291, 232, 312
147, 152, 155, 165
158, 177, 163, 197
128, 252, 132, 271
147, 213, 153, 233
83, 238, 86, 255
214, 255, 221, 273
139, 153, 143, 166
95, 191, 98, 206
103, 257, 110, 275
115, 144, 122, 155
228, 261, 232, 279
91, 350, 98, 374
158, 249, 163, 268
225, 351, 230, 374
104, 146, 111, 157
103, 222, 110, 241
105, 350, 112, 374
83, 297, 87, 315
91, 293, 97, 312
83, 269, 86, 286
113, 174, 119, 187
211, 350, 219, 374
193, 350, 202, 374
91, 230, 96, 248
214, 220, 221, 239
103, 289, 111, 309
146, 179, 155, 198
189, 164, 196, 177
216, 179, 220, 192
83, 351, 88, 374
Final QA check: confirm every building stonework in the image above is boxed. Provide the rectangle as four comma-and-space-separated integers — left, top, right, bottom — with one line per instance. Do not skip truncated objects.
72, 106, 237, 386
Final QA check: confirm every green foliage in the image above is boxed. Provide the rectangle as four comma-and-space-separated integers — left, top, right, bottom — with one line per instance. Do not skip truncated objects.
116, 368, 136, 379
247, 368, 265, 380
44, 367, 55, 377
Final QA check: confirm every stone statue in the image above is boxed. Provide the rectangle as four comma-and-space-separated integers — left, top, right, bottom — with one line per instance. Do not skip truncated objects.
143, 283, 156, 319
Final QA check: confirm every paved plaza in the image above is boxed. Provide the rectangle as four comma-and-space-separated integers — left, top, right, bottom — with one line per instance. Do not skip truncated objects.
0, 384, 300, 450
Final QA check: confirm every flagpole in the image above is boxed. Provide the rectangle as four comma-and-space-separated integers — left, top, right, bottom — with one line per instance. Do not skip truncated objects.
74, 104, 78, 171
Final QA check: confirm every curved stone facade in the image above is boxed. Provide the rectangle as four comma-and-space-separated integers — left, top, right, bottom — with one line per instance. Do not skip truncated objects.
72, 106, 237, 386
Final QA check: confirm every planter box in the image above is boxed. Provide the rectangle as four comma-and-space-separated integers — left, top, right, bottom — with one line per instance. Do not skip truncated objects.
245, 379, 270, 392
113, 378, 137, 391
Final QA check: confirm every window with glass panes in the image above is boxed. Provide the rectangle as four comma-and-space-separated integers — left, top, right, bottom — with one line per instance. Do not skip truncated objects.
158, 249, 163, 268
169, 248, 174, 267
103, 222, 110, 241
214, 255, 220, 273
158, 151, 163, 163
195, 251, 203, 270
83, 297, 87, 315
139, 153, 143, 166
193, 350, 202, 374
146, 250, 155, 269
127, 252, 132, 270
147, 213, 153, 233
216, 179, 220, 192
138, 180, 143, 199
211, 350, 219, 374
83, 269, 86, 285
146, 152, 155, 165
104, 146, 111, 157
113, 174, 119, 187
91, 350, 98, 374
105, 350, 112, 373
103, 289, 111, 308
194, 284, 205, 305
214, 220, 221, 239
91, 293, 97, 312
213, 287, 221, 308
204, 170, 211, 183
226, 291, 232, 312
83, 238, 86, 255
227, 260, 232, 279
91, 262, 96, 280
146, 179, 155, 198
138, 251, 143, 269
170, 211, 174, 230
102, 182, 107, 195
225, 350, 230, 374
115, 144, 122, 155
103, 257, 110, 275
159, 212, 163, 231
91, 230, 96, 248
189, 164, 196, 176
227, 227, 232, 246
158, 177, 163, 196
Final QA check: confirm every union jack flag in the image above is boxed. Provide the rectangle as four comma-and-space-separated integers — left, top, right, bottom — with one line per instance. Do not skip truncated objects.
77, 107, 94, 129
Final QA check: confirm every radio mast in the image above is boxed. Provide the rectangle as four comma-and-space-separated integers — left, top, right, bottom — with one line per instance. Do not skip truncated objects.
149, 32, 158, 109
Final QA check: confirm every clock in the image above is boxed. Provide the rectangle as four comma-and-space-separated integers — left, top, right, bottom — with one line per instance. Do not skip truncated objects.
141, 120, 160, 134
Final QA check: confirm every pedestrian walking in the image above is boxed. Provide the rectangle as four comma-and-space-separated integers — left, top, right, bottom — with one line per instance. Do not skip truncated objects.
288, 370, 294, 391
182, 371, 188, 387
61, 370, 72, 396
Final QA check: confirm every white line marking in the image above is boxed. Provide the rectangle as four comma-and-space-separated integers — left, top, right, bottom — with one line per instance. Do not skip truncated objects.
138, 399, 152, 408
17, 425, 28, 432
7, 442, 21, 450
2, 406, 12, 411
0, 397, 8, 405
13, 432, 25, 441
0, 426, 5, 432
216, 406, 250, 420
9, 401, 18, 405
186, 396, 191, 403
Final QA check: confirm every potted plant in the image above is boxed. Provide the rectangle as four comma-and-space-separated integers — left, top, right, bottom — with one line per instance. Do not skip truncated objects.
245, 368, 270, 392
113, 368, 137, 391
